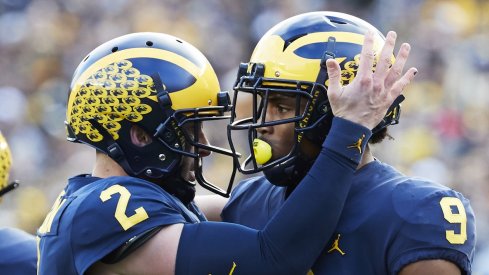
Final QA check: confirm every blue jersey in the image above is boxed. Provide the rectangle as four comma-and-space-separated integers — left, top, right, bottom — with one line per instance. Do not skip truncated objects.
0, 227, 37, 275
222, 160, 476, 274
37, 175, 206, 275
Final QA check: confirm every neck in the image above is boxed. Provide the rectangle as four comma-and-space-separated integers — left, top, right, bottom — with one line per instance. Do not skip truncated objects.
358, 145, 374, 169
284, 145, 374, 198
92, 151, 128, 178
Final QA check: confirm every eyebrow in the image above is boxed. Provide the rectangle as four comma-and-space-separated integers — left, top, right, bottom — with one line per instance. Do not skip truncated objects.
268, 94, 296, 103
268, 93, 294, 99
268, 94, 307, 108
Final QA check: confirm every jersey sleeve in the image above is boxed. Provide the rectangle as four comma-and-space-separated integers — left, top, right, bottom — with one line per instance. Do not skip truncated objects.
70, 178, 189, 274
220, 178, 254, 223
389, 181, 476, 274
0, 228, 37, 275
221, 177, 285, 229
177, 117, 373, 274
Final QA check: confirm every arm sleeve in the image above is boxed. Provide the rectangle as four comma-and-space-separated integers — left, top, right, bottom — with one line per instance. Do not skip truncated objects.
176, 117, 371, 275
389, 187, 476, 274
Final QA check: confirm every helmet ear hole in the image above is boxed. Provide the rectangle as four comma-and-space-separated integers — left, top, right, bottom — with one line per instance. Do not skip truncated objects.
230, 11, 393, 188
130, 125, 152, 147
65, 32, 237, 197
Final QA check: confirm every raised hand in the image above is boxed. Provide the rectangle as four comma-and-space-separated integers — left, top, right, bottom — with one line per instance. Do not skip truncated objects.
326, 30, 418, 130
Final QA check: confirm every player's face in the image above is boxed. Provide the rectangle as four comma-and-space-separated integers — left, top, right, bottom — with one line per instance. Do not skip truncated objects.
180, 121, 211, 183
256, 94, 306, 161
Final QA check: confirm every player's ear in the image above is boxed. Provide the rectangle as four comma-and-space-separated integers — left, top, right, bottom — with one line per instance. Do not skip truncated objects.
130, 125, 152, 147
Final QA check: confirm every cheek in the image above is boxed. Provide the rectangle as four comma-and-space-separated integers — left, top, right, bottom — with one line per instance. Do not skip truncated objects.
280, 138, 296, 155
179, 157, 191, 173
273, 124, 296, 156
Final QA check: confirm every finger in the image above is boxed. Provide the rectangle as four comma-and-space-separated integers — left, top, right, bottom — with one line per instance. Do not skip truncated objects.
356, 30, 375, 79
385, 43, 411, 89
326, 59, 342, 101
373, 31, 397, 81
389, 67, 418, 97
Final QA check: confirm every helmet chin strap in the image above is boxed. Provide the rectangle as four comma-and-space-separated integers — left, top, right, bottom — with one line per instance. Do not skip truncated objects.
263, 147, 315, 197
88, 118, 197, 205
0, 181, 19, 197
147, 174, 196, 206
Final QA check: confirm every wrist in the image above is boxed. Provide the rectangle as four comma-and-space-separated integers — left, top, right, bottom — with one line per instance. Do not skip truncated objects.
323, 117, 372, 164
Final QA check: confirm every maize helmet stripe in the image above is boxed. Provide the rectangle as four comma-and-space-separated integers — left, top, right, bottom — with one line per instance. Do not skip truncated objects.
229, 12, 401, 187
251, 31, 387, 83
0, 132, 12, 192
64, 32, 236, 197
69, 48, 219, 112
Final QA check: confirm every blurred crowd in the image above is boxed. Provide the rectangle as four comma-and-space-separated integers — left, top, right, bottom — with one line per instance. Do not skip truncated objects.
0, 0, 488, 272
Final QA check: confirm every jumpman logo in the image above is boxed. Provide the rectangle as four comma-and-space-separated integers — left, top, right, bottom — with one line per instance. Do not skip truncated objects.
347, 134, 366, 154
208, 261, 236, 275
228, 262, 237, 275
327, 234, 346, 255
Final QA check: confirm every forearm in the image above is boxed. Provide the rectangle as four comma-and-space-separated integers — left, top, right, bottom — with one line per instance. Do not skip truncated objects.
177, 118, 371, 274
262, 117, 370, 271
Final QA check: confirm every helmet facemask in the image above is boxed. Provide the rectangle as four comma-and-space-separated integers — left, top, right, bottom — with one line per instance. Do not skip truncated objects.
66, 33, 239, 199
168, 101, 239, 198
228, 12, 405, 188
228, 62, 332, 187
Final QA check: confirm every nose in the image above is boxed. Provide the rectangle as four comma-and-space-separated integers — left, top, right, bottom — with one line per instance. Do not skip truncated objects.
256, 105, 274, 136
256, 124, 273, 136
197, 129, 211, 158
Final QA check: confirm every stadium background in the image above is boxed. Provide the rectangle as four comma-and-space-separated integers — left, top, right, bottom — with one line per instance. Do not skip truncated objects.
0, 0, 488, 272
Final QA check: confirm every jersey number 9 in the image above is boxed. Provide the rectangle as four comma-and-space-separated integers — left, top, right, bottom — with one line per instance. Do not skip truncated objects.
439, 197, 467, 245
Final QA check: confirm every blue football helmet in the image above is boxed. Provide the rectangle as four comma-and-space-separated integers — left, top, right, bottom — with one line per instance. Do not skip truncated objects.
66, 32, 238, 197
228, 12, 403, 187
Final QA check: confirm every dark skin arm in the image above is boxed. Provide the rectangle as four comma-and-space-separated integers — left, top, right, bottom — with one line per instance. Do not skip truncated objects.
399, 259, 461, 275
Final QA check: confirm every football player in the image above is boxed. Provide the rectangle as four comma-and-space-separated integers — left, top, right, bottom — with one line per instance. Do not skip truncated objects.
0, 131, 37, 275
36, 31, 413, 274
198, 12, 475, 274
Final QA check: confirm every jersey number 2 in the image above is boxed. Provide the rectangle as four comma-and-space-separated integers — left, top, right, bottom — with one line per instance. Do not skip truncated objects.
439, 197, 467, 244
100, 184, 149, 230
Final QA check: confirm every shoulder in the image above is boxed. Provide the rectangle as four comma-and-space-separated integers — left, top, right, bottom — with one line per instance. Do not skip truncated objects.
0, 227, 36, 244
227, 176, 286, 208
222, 176, 286, 228
69, 176, 195, 233
73, 176, 186, 219
392, 178, 473, 222
0, 228, 37, 275
230, 176, 283, 200
389, 178, 475, 274
63, 176, 194, 273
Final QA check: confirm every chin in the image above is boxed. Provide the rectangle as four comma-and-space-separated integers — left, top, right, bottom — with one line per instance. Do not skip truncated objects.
181, 176, 197, 185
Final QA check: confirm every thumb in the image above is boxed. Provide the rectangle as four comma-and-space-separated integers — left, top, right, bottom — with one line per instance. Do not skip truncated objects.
326, 59, 342, 101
